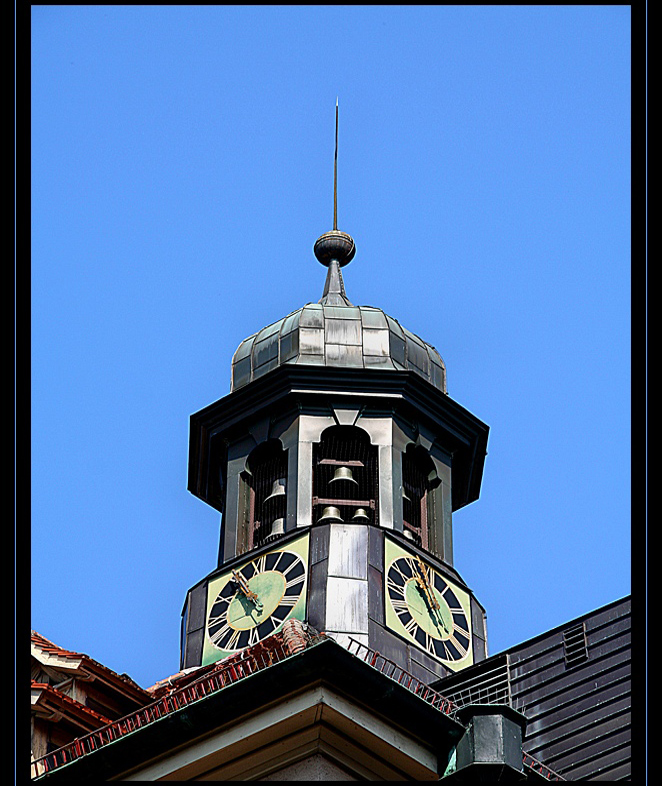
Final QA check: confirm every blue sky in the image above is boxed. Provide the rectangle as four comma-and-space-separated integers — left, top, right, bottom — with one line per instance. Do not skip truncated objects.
30, 5, 632, 690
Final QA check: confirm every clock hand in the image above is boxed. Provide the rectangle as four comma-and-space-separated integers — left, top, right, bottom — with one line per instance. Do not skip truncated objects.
414, 559, 440, 610
413, 560, 451, 635
231, 570, 263, 612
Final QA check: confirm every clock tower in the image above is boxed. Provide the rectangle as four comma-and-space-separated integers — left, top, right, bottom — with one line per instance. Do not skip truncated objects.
181, 105, 489, 684
180, 217, 489, 684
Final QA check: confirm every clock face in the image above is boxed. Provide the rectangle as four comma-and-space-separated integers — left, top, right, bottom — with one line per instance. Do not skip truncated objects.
202, 534, 308, 664
384, 537, 473, 670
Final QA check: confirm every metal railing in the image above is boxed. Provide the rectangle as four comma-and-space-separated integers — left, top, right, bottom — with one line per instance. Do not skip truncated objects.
442, 655, 512, 709
343, 638, 564, 781
343, 636, 456, 714
32, 631, 565, 781
523, 751, 566, 781
31, 641, 291, 779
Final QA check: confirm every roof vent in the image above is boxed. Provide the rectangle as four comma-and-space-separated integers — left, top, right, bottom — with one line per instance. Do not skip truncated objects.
563, 622, 589, 668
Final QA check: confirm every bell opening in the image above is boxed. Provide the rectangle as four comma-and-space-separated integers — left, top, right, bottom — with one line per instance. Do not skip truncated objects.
312, 425, 379, 528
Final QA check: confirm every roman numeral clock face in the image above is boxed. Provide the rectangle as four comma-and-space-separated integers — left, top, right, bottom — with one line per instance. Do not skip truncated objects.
202, 535, 308, 664
384, 537, 473, 671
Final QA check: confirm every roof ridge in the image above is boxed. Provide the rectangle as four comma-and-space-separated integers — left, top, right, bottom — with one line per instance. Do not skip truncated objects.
31, 630, 85, 659
32, 630, 150, 697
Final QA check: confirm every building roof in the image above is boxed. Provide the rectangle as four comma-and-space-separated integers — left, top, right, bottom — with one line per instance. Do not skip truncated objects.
431, 596, 632, 782
230, 227, 448, 394
31, 630, 152, 704
31, 622, 563, 782
231, 303, 448, 393
31, 682, 112, 729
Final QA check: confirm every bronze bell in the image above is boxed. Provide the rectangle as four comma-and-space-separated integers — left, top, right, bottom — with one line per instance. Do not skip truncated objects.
317, 506, 343, 524
264, 478, 287, 503
329, 466, 358, 485
351, 508, 370, 523
267, 517, 285, 538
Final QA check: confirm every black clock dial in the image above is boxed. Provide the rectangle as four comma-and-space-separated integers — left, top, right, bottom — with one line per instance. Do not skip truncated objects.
386, 555, 471, 663
207, 549, 306, 652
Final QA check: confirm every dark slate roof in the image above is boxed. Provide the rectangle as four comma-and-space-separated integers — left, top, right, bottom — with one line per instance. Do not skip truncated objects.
431, 596, 632, 782
231, 303, 447, 393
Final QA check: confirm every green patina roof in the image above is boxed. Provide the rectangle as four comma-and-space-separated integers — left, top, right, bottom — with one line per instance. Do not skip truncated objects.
231, 303, 447, 393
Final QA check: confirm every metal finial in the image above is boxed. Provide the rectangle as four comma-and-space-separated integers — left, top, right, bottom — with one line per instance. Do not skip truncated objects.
314, 98, 355, 306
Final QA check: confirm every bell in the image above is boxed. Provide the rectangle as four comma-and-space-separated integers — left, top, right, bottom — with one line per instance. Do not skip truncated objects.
264, 478, 287, 503
317, 506, 343, 524
268, 517, 285, 538
351, 508, 370, 523
329, 466, 358, 485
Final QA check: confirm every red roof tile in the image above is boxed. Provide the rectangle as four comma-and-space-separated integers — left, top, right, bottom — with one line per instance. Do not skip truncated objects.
31, 630, 151, 702
31, 631, 85, 660
31, 681, 112, 727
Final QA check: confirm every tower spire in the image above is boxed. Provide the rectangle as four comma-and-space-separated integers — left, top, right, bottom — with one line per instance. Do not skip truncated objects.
334, 96, 338, 231
314, 98, 356, 306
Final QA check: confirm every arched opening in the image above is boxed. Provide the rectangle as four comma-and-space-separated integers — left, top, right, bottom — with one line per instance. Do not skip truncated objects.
239, 439, 288, 552
312, 425, 378, 526
402, 444, 439, 550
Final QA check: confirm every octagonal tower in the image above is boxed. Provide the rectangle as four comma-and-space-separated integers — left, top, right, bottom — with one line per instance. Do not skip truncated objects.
181, 215, 489, 686
181, 103, 489, 682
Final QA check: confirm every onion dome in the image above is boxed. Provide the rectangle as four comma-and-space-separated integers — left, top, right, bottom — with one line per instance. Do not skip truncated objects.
231, 101, 446, 394
231, 228, 446, 393
231, 301, 447, 393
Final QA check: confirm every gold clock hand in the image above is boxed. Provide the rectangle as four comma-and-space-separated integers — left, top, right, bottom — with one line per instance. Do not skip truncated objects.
413, 559, 452, 635
414, 559, 440, 610
231, 570, 263, 611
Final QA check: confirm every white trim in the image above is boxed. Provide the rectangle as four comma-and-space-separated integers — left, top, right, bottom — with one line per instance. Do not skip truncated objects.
116, 685, 437, 781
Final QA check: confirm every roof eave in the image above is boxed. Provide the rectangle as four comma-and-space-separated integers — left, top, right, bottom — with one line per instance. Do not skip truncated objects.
35, 638, 465, 782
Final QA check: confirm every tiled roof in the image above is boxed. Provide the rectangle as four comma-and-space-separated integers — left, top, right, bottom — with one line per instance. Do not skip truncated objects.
31, 631, 151, 701
30, 623, 449, 779
146, 628, 292, 697
31, 624, 564, 781
146, 664, 217, 697
31, 681, 112, 727
31, 622, 309, 779
31, 631, 84, 661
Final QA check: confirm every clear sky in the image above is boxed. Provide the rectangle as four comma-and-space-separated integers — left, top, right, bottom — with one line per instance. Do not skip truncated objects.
30, 5, 632, 690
